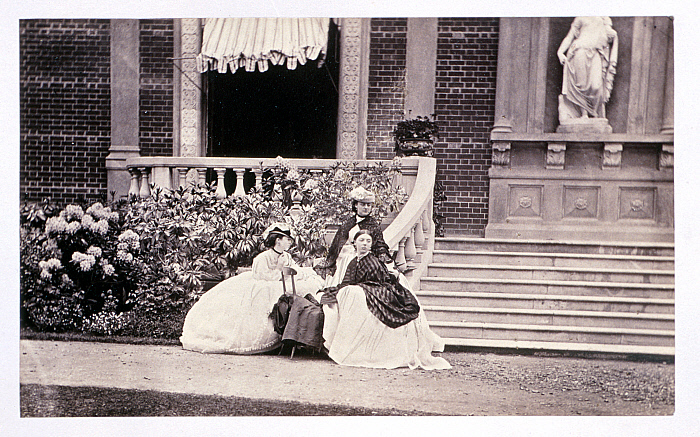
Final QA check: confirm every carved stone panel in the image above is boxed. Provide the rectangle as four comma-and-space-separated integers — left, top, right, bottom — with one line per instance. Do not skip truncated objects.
508, 185, 543, 218
337, 18, 364, 160
619, 187, 656, 220
179, 18, 202, 158
563, 186, 599, 219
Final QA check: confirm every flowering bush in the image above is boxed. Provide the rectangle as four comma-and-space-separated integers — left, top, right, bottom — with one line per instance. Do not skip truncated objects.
80, 296, 127, 336
21, 202, 141, 331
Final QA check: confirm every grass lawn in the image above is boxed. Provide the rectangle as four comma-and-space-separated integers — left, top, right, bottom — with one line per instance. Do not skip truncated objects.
20, 384, 430, 417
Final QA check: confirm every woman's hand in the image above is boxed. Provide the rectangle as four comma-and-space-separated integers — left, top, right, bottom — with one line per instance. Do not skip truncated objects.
385, 261, 400, 278
276, 252, 290, 270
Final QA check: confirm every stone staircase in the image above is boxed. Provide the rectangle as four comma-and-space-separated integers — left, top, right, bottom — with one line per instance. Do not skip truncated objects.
417, 237, 675, 355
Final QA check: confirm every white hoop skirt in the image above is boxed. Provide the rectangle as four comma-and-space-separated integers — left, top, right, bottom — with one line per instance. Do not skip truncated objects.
180, 269, 324, 354
323, 284, 451, 370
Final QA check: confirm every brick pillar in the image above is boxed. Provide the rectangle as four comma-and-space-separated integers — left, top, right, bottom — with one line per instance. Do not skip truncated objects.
106, 19, 140, 200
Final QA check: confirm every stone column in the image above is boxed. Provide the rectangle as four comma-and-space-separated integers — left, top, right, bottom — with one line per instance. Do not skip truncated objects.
336, 18, 370, 160
178, 19, 203, 158
106, 19, 140, 200
660, 22, 674, 135
405, 18, 437, 119
491, 18, 550, 134
492, 18, 515, 133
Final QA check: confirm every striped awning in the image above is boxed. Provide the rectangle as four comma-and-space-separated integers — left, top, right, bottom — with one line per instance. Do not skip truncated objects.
197, 18, 330, 74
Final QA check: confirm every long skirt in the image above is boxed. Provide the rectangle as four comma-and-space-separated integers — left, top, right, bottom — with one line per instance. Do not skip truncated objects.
324, 285, 451, 370
180, 269, 324, 354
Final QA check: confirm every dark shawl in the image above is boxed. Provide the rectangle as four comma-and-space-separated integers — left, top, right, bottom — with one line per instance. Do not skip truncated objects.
322, 253, 420, 328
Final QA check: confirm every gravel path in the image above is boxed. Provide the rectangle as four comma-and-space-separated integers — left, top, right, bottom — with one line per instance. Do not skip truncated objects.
19, 340, 674, 416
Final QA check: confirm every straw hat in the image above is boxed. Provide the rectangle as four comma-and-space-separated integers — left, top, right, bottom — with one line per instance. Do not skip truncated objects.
348, 186, 375, 203
262, 222, 295, 240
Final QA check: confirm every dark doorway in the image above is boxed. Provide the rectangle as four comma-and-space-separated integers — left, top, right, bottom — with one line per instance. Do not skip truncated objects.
207, 22, 339, 160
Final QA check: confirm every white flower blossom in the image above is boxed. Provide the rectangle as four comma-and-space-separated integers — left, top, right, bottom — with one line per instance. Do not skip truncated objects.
40, 269, 53, 281
45, 216, 68, 234
40, 258, 63, 272
90, 219, 109, 236
303, 178, 319, 190
81, 214, 95, 227
116, 250, 133, 263
118, 230, 139, 244
334, 169, 349, 181
61, 274, 73, 286
65, 221, 82, 235
117, 242, 129, 251
60, 204, 84, 222
86, 202, 109, 220
287, 168, 300, 181
86, 246, 102, 258
102, 264, 115, 276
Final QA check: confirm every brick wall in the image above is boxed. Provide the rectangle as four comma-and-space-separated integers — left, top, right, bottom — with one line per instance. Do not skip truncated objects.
434, 18, 499, 235
365, 18, 499, 235
365, 18, 407, 160
20, 19, 111, 205
139, 19, 174, 157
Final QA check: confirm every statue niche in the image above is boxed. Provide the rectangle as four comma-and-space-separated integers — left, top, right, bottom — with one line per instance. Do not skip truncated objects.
556, 17, 618, 133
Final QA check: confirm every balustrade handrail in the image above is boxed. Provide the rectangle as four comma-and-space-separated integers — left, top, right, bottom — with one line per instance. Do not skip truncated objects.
383, 157, 436, 290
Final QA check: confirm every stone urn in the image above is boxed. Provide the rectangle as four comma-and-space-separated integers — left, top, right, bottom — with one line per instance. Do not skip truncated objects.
395, 138, 435, 157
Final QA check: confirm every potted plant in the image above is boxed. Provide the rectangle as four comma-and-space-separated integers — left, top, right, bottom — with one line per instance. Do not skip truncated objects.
392, 115, 439, 157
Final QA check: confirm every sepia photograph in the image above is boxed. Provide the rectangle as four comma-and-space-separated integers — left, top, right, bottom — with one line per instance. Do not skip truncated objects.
6, 1, 699, 436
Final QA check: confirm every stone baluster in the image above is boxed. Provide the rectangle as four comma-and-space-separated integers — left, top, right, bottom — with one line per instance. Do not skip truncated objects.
289, 190, 304, 219
128, 167, 140, 198
252, 168, 263, 193
196, 168, 208, 188
214, 168, 227, 199
421, 206, 431, 235
138, 167, 151, 199
233, 168, 247, 197
395, 237, 408, 273
414, 213, 426, 249
176, 167, 189, 189
404, 225, 417, 269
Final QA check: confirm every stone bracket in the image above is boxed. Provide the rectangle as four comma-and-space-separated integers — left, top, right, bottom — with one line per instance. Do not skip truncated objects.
660, 144, 674, 169
603, 143, 623, 170
492, 141, 511, 166
546, 142, 566, 170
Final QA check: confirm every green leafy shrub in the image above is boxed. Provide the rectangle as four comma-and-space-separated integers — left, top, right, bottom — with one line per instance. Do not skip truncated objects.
21, 202, 142, 331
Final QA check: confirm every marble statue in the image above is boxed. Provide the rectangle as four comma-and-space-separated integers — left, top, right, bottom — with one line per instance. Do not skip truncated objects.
557, 17, 618, 126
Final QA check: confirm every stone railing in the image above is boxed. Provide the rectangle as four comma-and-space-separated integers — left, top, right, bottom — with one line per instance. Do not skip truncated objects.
382, 157, 436, 290
125, 156, 436, 287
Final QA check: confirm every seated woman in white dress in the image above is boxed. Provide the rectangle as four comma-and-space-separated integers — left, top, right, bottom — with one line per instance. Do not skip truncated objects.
180, 223, 324, 354
318, 230, 451, 370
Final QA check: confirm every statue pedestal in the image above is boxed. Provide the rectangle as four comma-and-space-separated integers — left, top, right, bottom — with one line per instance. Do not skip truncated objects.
557, 118, 613, 134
